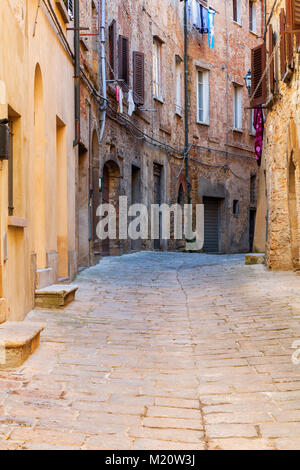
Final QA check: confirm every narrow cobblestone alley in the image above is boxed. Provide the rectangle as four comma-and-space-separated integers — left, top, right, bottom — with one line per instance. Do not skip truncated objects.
1, 252, 300, 450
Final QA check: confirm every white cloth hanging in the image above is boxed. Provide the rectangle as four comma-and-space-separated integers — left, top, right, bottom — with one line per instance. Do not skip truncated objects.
128, 90, 135, 117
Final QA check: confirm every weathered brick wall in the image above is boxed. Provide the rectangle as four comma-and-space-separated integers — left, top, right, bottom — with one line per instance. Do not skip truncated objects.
87, 0, 262, 254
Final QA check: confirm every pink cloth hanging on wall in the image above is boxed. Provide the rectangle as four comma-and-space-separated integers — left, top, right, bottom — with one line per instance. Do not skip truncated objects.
253, 106, 264, 166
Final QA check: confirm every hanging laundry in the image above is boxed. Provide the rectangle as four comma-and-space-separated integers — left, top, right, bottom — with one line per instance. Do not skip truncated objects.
208, 9, 215, 49
117, 86, 124, 114
128, 90, 135, 117
191, 0, 201, 30
200, 4, 209, 34
253, 106, 264, 166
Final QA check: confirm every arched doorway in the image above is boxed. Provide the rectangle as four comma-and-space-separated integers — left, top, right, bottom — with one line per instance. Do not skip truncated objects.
101, 160, 121, 256
288, 158, 299, 268
91, 130, 100, 256
34, 64, 46, 269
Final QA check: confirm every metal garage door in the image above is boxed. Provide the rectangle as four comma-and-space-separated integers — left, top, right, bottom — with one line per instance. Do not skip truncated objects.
203, 197, 219, 253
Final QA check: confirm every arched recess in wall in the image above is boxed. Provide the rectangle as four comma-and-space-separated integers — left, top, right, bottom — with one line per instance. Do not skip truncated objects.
91, 130, 100, 246
102, 160, 121, 256
288, 156, 300, 269
34, 64, 47, 269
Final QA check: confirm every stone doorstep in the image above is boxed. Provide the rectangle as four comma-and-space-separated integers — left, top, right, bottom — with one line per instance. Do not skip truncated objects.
245, 253, 266, 265
35, 284, 78, 309
0, 321, 45, 369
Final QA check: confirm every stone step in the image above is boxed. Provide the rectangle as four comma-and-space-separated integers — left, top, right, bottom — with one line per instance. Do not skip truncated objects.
35, 284, 78, 308
0, 321, 45, 369
245, 253, 265, 265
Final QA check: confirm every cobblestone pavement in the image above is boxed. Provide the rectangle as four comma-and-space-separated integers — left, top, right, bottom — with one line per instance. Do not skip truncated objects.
1, 252, 300, 450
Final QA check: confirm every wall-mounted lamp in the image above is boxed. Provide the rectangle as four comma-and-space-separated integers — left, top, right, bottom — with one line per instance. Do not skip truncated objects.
244, 69, 252, 97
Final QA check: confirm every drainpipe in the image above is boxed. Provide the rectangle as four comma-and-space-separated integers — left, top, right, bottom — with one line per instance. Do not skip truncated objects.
99, 0, 107, 143
183, 0, 191, 204
74, 0, 80, 147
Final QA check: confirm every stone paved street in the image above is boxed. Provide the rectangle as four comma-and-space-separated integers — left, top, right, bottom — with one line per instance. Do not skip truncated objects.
1, 252, 300, 450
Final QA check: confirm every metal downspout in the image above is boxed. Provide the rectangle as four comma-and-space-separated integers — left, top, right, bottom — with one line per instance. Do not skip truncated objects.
183, 0, 191, 204
74, 0, 80, 146
99, 0, 107, 142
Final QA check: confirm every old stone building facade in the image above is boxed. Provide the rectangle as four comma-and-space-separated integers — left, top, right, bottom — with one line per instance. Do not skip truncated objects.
254, 0, 300, 270
100, 0, 263, 256
0, 0, 77, 322
0, 0, 265, 325
76, 0, 104, 268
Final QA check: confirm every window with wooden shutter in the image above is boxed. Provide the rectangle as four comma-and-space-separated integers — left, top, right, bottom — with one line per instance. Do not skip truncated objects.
251, 43, 267, 107
269, 24, 275, 94
118, 35, 129, 88
109, 20, 117, 80
133, 52, 145, 105
280, 9, 287, 79
286, 0, 293, 67
291, 0, 300, 28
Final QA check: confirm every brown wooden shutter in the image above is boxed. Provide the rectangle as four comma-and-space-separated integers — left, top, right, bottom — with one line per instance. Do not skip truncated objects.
118, 35, 129, 87
286, 0, 293, 66
269, 24, 275, 94
280, 8, 287, 79
109, 20, 117, 80
292, 0, 300, 28
133, 51, 145, 105
251, 43, 267, 107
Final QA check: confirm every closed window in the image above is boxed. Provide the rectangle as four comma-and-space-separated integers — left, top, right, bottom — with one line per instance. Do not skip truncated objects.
250, 108, 256, 135
175, 58, 182, 115
108, 20, 117, 80
233, 200, 240, 217
119, 35, 129, 87
233, 85, 242, 130
197, 69, 209, 124
249, 1, 257, 33
233, 0, 241, 24
153, 39, 162, 100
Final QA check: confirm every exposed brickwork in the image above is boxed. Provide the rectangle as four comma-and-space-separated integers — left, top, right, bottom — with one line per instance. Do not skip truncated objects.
101, 0, 262, 254
258, 0, 300, 269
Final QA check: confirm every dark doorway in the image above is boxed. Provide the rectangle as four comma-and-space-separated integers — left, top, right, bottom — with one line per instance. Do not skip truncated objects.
131, 165, 141, 251
102, 160, 121, 256
153, 163, 162, 250
249, 208, 256, 252
176, 184, 185, 250
78, 149, 89, 267
203, 197, 220, 253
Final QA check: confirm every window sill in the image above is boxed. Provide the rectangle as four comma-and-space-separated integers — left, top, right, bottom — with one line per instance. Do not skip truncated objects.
249, 30, 258, 37
175, 111, 183, 118
232, 20, 242, 27
154, 96, 164, 104
233, 127, 243, 134
7, 216, 28, 228
197, 121, 210, 127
